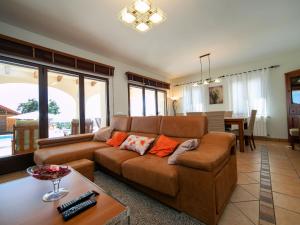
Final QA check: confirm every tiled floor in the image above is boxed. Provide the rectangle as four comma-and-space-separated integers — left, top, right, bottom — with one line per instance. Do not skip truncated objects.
219, 140, 300, 225
1, 140, 300, 225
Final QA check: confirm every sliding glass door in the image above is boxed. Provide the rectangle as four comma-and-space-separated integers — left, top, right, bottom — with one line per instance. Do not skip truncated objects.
0, 56, 110, 158
129, 84, 167, 116
85, 77, 107, 132
47, 70, 80, 137
0, 61, 39, 157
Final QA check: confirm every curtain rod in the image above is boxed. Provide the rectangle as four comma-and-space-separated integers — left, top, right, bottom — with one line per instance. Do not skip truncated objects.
174, 64, 280, 87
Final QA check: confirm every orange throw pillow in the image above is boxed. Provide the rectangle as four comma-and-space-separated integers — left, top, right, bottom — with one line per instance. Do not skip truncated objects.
106, 131, 128, 147
149, 135, 179, 157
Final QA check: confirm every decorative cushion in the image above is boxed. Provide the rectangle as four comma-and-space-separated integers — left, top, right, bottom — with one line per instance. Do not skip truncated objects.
168, 139, 199, 165
149, 135, 179, 157
106, 131, 128, 147
94, 127, 113, 142
120, 135, 155, 155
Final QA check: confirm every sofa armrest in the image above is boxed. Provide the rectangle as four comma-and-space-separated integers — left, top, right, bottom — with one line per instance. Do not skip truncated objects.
176, 132, 236, 171
38, 133, 95, 149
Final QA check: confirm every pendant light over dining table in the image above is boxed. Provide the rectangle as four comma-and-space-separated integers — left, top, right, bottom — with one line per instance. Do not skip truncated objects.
193, 53, 221, 87
119, 0, 166, 32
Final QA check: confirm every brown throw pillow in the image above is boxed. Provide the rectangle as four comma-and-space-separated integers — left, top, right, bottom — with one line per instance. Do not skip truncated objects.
168, 139, 199, 165
94, 127, 113, 142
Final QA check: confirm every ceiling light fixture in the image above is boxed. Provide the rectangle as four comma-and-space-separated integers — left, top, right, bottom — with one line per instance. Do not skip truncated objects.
193, 53, 221, 87
119, 0, 166, 32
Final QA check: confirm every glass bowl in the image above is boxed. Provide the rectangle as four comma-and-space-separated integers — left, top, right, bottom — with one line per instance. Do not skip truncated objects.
27, 165, 71, 202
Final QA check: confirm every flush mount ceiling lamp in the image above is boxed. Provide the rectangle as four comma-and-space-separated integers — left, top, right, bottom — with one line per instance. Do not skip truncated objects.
119, 0, 166, 32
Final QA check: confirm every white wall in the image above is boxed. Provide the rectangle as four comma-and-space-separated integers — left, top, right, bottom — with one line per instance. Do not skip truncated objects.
0, 22, 169, 119
171, 50, 300, 139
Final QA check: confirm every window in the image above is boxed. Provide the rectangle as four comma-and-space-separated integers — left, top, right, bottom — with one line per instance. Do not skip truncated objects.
157, 91, 167, 115
145, 89, 156, 116
129, 85, 144, 116
182, 84, 207, 113
0, 57, 109, 157
48, 71, 79, 137
227, 69, 269, 117
128, 84, 167, 116
85, 77, 108, 131
0, 62, 39, 157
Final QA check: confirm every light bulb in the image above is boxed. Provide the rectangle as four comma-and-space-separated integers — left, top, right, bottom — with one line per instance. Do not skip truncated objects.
121, 8, 136, 23
149, 12, 163, 23
214, 78, 221, 83
134, 0, 150, 14
136, 22, 150, 32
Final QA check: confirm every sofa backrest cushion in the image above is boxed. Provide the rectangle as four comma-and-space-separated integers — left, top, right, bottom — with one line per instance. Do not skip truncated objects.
159, 116, 208, 138
130, 116, 161, 134
111, 116, 131, 131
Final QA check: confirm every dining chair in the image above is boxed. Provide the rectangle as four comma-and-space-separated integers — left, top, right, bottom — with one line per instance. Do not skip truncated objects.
205, 111, 226, 132
186, 112, 204, 116
232, 110, 257, 150
187, 111, 226, 132
224, 111, 233, 117
224, 111, 233, 131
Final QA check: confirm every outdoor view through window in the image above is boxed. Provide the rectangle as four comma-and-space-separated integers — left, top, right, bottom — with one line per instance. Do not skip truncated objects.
0, 62, 107, 157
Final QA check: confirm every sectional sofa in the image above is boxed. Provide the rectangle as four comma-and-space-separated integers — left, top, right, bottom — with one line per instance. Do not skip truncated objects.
34, 116, 237, 225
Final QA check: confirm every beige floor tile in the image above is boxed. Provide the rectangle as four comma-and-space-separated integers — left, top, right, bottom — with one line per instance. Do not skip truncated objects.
231, 185, 258, 202
270, 167, 299, 178
218, 203, 254, 225
273, 192, 300, 214
238, 173, 259, 184
244, 172, 260, 182
240, 184, 260, 199
269, 160, 294, 170
271, 173, 300, 186
272, 180, 300, 198
275, 206, 300, 225
234, 201, 259, 225
238, 163, 261, 173
286, 150, 300, 159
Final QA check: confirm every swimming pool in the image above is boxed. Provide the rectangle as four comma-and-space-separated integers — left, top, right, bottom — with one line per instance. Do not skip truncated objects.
0, 134, 13, 140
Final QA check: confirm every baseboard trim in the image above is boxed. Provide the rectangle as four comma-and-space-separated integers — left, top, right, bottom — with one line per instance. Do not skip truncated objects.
254, 136, 288, 142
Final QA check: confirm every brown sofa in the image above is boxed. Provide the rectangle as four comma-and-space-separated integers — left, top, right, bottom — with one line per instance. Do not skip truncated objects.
34, 116, 237, 225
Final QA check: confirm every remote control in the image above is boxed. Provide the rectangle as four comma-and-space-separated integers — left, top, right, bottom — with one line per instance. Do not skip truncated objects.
62, 199, 97, 221
57, 190, 98, 213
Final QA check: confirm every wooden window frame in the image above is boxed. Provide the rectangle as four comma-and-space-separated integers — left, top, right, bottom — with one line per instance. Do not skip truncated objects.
128, 83, 167, 116
0, 55, 110, 174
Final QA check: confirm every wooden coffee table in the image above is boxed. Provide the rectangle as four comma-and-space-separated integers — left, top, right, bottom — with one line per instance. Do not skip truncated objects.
0, 169, 130, 225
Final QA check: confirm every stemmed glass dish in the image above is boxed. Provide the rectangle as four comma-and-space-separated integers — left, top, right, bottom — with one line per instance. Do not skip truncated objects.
27, 165, 71, 202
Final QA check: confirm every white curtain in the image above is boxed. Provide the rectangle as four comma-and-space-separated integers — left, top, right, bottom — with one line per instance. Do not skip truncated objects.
226, 69, 270, 136
183, 84, 207, 113
227, 68, 270, 117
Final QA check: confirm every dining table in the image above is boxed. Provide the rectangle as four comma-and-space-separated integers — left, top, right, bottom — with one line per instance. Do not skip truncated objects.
224, 117, 248, 152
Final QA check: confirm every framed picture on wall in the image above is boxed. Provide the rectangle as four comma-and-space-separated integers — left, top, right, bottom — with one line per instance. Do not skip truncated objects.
209, 85, 224, 104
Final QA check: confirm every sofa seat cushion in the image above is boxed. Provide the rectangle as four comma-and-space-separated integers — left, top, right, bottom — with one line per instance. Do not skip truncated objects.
94, 148, 139, 175
176, 132, 235, 171
122, 155, 179, 197
34, 141, 109, 165
66, 159, 94, 181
